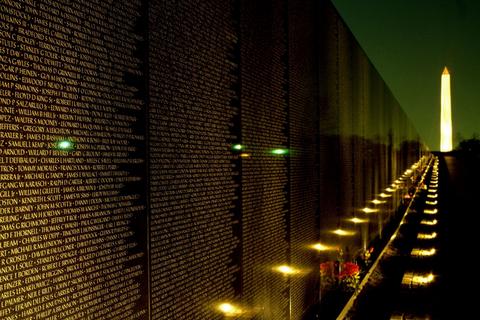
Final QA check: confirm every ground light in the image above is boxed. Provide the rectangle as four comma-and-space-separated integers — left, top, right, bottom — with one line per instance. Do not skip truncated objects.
411, 248, 436, 257
273, 265, 301, 275
361, 207, 379, 214
413, 273, 435, 285
417, 232, 437, 240
348, 217, 369, 224
403, 272, 435, 287
331, 228, 356, 236
216, 302, 243, 317
420, 219, 438, 226
310, 243, 338, 252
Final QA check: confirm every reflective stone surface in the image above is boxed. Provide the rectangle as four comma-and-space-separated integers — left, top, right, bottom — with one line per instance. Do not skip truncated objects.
0, 0, 426, 319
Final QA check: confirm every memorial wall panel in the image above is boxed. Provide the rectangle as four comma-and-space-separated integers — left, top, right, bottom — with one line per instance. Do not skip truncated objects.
0, 0, 428, 319
317, 1, 425, 267
0, 0, 148, 319
240, 1, 290, 319
287, 1, 319, 318
148, 0, 240, 319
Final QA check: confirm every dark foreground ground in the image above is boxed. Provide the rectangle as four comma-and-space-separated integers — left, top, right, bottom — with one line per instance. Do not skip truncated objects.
307, 153, 480, 319
438, 153, 480, 319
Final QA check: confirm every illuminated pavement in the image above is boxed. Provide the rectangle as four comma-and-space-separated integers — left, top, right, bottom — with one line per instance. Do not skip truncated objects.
325, 153, 479, 320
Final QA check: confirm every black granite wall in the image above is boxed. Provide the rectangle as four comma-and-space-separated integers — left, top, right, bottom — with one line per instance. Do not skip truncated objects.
0, 0, 426, 319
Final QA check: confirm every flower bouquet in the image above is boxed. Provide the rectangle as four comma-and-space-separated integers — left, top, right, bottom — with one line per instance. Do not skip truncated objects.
338, 262, 360, 292
320, 261, 360, 292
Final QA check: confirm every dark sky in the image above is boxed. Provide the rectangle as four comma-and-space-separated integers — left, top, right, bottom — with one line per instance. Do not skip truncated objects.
332, 0, 480, 149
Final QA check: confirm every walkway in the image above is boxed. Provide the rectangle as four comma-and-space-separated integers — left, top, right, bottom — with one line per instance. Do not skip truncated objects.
331, 152, 480, 319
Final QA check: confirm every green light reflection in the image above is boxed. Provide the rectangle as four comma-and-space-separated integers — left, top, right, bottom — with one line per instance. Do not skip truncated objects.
55, 139, 75, 151
271, 148, 288, 155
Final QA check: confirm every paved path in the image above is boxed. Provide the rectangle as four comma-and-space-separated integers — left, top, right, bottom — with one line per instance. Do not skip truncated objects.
331, 153, 480, 319
304, 153, 480, 319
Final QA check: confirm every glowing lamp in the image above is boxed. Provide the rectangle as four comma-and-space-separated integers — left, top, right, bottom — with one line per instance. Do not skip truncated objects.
424, 208, 438, 215
421, 219, 438, 226
413, 273, 435, 285
385, 187, 395, 192
310, 243, 337, 252
371, 199, 386, 205
427, 194, 438, 199
425, 200, 437, 205
418, 232, 437, 240
331, 228, 356, 236
271, 148, 289, 155
217, 303, 243, 317
55, 139, 75, 151
361, 207, 379, 214
348, 217, 368, 224
240, 153, 251, 158
379, 193, 392, 198
403, 272, 435, 286
273, 265, 301, 275
232, 144, 243, 151
411, 248, 436, 257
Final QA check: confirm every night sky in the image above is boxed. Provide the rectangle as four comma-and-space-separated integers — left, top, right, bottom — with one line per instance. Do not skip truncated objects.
332, 0, 480, 149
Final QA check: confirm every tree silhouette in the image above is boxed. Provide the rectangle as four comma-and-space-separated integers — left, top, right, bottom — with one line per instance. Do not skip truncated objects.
456, 134, 480, 155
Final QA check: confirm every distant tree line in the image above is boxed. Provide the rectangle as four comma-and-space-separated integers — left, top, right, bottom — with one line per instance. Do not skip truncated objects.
456, 133, 480, 155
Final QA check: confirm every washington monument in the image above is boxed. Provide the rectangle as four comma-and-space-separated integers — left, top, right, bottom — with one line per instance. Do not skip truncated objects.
440, 66, 453, 152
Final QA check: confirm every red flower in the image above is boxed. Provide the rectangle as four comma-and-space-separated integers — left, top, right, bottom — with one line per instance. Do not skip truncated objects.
339, 262, 359, 279
320, 262, 333, 275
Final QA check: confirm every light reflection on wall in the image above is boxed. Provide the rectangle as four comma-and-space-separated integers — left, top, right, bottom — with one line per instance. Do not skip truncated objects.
0, 0, 429, 318
317, 0, 427, 271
